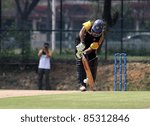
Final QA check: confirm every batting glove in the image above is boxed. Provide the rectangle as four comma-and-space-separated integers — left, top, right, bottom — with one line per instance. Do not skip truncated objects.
76, 50, 86, 59
76, 42, 85, 52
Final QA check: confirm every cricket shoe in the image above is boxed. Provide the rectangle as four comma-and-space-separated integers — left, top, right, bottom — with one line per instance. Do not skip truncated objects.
79, 86, 86, 91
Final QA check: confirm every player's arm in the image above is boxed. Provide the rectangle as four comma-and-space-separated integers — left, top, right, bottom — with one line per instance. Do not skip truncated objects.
43, 48, 52, 57
76, 27, 86, 54
85, 41, 102, 54
38, 49, 43, 57
76, 27, 93, 56
85, 33, 104, 54
79, 27, 86, 43
46, 50, 52, 57
78, 21, 94, 54
84, 47, 93, 54
76, 21, 93, 58
79, 20, 92, 43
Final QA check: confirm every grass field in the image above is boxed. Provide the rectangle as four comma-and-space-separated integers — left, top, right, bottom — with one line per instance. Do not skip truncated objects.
0, 91, 150, 109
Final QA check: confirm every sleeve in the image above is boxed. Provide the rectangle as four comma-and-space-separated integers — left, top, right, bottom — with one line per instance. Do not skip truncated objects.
90, 33, 104, 50
82, 20, 93, 31
90, 42, 99, 50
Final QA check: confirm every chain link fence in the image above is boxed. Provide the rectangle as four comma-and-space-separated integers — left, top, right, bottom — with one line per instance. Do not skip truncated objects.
0, 0, 150, 90
1, 0, 150, 60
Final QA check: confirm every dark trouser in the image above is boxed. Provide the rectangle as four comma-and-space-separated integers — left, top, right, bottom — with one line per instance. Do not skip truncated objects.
76, 60, 86, 87
76, 57, 98, 88
89, 57, 98, 81
38, 68, 50, 90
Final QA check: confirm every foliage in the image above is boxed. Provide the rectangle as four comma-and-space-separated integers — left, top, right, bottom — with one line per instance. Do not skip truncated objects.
0, 49, 39, 63
2, 0, 14, 9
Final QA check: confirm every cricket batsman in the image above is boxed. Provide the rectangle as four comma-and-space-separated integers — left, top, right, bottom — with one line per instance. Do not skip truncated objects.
75, 19, 105, 91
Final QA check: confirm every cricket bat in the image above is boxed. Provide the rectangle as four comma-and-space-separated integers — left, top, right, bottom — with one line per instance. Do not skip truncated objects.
81, 54, 94, 91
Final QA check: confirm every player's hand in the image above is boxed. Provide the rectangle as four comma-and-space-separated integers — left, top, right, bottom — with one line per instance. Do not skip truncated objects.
76, 50, 86, 59
76, 42, 85, 52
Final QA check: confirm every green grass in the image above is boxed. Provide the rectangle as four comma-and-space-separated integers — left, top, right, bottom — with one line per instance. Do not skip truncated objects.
0, 91, 150, 109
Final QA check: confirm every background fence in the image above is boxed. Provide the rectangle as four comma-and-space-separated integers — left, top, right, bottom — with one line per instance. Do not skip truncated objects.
1, 0, 150, 61
0, 0, 150, 90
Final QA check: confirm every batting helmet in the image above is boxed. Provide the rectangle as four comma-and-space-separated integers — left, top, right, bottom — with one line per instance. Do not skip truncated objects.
91, 19, 104, 37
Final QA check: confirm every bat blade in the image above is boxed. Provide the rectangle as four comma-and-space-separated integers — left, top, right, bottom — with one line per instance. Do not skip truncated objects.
82, 55, 94, 91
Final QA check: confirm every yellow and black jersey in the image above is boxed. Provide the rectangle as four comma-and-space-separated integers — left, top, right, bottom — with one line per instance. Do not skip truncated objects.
82, 20, 104, 50
75, 20, 104, 60
77, 20, 104, 60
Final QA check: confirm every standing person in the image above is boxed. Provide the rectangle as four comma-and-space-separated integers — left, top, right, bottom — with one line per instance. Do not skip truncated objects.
75, 19, 105, 91
38, 43, 52, 90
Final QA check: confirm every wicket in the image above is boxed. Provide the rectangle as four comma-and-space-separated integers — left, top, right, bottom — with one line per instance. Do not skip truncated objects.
114, 53, 127, 91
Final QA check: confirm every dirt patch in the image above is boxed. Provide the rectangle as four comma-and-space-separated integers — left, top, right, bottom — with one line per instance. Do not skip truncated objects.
0, 62, 150, 91
97, 62, 150, 90
0, 90, 79, 98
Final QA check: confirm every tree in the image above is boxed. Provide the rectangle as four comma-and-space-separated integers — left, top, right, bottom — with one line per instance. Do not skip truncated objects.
15, 0, 40, 21
102, 0, 119, 27
14, 0, 40, 60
